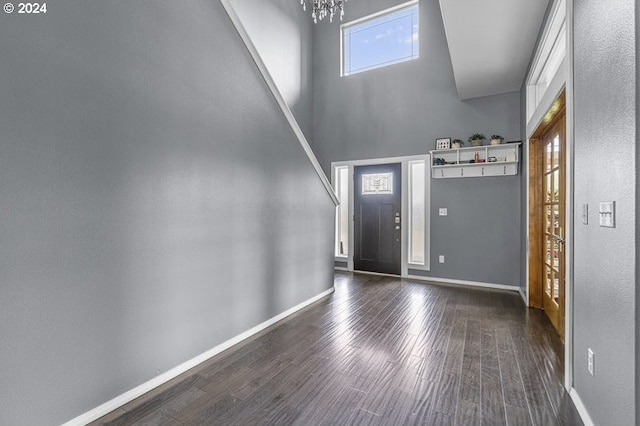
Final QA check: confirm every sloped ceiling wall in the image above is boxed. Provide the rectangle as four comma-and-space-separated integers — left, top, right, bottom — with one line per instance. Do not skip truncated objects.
440, 0, 549, 99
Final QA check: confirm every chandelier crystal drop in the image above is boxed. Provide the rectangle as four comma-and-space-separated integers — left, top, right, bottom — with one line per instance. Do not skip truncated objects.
300, 0, 347, 24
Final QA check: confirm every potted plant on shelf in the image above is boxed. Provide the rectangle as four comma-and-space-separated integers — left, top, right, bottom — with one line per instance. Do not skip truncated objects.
468, 133, 485, 147
490, 134, 504, 145
451, 139, 464, 149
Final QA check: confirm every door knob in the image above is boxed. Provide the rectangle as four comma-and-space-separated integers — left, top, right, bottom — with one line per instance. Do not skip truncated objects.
552, 234, 565, 244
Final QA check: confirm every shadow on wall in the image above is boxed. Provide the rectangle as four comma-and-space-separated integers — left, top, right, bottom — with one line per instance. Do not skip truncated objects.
231, 0, 313, 139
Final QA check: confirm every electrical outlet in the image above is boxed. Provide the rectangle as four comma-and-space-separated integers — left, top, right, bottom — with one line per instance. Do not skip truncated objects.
439, 208, 447, 216
439, 255, 445, 263
587, 348, 594, 376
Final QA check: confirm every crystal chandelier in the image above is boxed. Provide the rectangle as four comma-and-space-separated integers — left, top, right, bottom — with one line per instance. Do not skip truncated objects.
300, 0, 347, 23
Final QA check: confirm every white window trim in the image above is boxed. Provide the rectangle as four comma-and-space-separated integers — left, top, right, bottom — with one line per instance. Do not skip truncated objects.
525, 0, 566, 128
340, 0, 419, 77
331, 154, 431, 276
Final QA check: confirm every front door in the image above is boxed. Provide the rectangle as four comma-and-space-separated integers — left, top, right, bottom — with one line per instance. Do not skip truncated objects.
542, 117, 566, 339
354, 163, 401, 275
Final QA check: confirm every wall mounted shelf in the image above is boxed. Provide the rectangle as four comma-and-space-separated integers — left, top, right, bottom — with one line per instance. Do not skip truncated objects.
429, 143, 521, 178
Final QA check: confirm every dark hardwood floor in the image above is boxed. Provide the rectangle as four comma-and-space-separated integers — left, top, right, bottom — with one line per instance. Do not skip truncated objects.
92, 272, 583, 426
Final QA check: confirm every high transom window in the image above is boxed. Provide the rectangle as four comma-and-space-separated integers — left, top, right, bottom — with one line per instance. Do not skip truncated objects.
341, 1, 419, 76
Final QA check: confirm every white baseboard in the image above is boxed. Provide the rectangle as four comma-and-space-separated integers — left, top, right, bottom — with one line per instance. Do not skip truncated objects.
569, 388, 594, 426
518, 287, 527, 304
404, 274, 520, 293
352, 270, 402, 279
334, 266, 349, 272
343, 269, 519, 293
61, 287, 335, 426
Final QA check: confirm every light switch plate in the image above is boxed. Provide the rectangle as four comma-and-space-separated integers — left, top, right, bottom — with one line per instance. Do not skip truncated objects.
439, 208, 447, 216
582, 204, 588, 225
598, 201, 615, 228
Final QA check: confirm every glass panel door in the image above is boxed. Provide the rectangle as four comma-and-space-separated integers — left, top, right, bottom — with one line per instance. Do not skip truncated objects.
542, 123, 566, 338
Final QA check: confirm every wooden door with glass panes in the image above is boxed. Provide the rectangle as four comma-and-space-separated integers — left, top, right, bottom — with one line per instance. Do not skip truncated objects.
542, 119, 566, 339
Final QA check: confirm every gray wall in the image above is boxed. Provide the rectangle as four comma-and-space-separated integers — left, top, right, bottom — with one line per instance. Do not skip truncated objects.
519, 1, 554, 295
0, 1, 335, 424
637, 0, 640, 418
232, 0, 314, 141
573, 0, 637, 424
519, 84, 528, 294
312, 0, 522, 286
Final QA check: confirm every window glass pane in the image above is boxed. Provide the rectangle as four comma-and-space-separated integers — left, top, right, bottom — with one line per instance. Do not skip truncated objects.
362, 173, 393, 195
336, 167, 349, 256
342, 2, 419, 76
545, 266, 553, 295
409, 161, 425, 264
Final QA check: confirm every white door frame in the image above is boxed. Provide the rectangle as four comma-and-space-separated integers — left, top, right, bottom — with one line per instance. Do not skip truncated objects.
524, 0, 573, 391
332, 154, 431, 277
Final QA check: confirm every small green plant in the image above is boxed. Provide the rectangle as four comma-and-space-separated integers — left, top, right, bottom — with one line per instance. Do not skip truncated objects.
491, 134, 503, 141
468, 133, 485, 142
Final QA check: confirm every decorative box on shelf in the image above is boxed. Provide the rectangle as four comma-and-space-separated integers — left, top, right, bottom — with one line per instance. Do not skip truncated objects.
429, 143, 521, 178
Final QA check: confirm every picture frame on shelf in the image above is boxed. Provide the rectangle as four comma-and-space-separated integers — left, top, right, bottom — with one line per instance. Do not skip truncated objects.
435, 137, 451, 150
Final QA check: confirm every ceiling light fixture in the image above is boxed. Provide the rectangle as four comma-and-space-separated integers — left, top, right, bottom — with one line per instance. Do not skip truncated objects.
301, 0, 347, 23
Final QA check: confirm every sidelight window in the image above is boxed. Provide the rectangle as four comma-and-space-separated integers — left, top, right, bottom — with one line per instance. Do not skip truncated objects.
408, 160, 426, 265
334, 166, 349, 257
332, 156, 430, 271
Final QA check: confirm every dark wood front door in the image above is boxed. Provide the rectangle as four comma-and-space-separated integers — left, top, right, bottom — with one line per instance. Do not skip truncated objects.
354, 163, 401, 275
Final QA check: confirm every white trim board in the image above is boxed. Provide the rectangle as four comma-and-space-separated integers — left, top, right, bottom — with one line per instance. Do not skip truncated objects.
569, 388, 595, 426
61, 287, 335, 426
563, 0, 574, 393
332, 154, 431, 168
518, 287, 527, 304
525, 0, 566, 88
220, 0, 338, 207
345, 269, 519, 293
351, 270, 405, 280
405, 275, 520, 293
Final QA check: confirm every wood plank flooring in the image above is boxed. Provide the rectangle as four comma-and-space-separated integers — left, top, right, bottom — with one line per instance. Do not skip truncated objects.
92, 272, 583, 426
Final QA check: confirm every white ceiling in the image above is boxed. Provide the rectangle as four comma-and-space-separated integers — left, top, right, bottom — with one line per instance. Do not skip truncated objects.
439, 0, 549, 100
